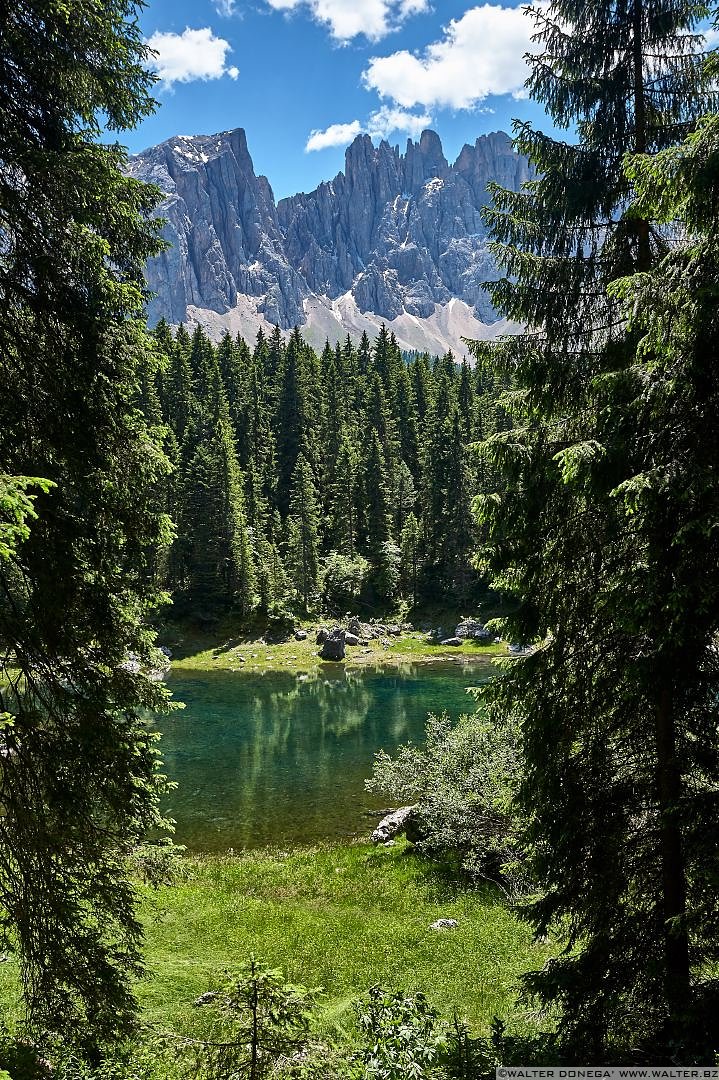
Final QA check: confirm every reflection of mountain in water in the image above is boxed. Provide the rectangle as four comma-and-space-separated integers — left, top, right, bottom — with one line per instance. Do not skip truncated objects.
156, 663, 490, 851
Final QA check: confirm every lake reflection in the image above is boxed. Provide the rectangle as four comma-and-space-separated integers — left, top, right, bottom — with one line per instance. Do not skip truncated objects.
158, 661, 492, 851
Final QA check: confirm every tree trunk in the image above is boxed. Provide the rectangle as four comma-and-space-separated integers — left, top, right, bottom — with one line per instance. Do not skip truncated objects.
654, 680, 691, 1023
632, 0, 652, 270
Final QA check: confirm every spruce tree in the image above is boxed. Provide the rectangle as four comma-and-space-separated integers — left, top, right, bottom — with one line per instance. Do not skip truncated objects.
400, 512, 421, 606
473, 0, 715, 1053
364, 431, 393, 556
287, 452, 320, 609
0, 0, 172, 1050
329, 433, 359, 557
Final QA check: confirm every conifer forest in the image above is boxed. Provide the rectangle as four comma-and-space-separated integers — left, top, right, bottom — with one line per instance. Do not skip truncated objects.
147, 321, 505, 621
1, 0, 719, 1076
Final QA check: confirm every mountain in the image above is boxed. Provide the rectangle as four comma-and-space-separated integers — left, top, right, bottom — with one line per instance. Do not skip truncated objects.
126, 127, 529, 356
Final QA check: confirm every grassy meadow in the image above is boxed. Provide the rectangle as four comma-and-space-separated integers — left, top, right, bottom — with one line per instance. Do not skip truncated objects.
135, 840, 548, 1040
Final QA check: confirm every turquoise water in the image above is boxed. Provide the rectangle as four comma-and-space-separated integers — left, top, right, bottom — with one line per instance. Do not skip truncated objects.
158, 661, 492, 851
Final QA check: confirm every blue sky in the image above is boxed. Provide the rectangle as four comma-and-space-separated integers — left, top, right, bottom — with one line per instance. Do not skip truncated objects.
127, 0, 555, 199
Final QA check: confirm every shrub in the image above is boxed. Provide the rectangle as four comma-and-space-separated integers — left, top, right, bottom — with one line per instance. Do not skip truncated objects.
321, 553, 370, 609
366, 706, 523, 889
354, 987, 448, 1080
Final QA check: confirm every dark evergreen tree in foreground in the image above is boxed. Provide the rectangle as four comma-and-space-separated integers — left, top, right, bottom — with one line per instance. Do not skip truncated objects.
0, 0, 172, 1053
473, 0, 719, 1056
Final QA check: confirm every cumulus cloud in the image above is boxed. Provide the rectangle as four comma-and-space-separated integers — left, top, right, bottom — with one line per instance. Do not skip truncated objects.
265, 0, 429, 42
305, 105, 433, 151
306, 120, 364, 151
146, 27, 240, 88
368, 105, 433, 138
363, 3, 535, 109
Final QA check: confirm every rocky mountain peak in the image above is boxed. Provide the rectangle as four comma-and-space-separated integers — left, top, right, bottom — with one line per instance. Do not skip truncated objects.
129, 125, 530, 352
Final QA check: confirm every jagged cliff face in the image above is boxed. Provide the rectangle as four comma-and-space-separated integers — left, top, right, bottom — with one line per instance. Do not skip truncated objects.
127, 127, 529, 352
278, 129, 528, 323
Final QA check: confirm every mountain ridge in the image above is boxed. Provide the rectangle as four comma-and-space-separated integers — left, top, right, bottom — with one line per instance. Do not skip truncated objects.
127, 126, 529, 355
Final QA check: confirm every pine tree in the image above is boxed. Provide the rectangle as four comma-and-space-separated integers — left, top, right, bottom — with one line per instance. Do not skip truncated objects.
177, 353, 256, 616
473, 0, 714, 1052
393, 460, 417, 539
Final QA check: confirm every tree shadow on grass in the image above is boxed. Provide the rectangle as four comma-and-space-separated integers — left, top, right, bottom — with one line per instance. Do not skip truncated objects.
363, 845, 500, 906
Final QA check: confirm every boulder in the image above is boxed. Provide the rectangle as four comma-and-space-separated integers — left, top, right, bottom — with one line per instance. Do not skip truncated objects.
294, 629, 308, 641
440, 637, 463, 646
455, 619, 492, 640
315, 627, 329, 644
347, 616, 361, 636
194, 991, 219, 1006
320, 628, 346, 661
387, 625, 402, 636
345, 633, 359, 646
371, 805, 418, 844
429, 919, 458, 931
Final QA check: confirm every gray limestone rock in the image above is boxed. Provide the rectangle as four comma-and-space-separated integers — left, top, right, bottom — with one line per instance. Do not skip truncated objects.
320, 628, 346, 660
194, 991, 219, 1006
371, 805, 418, 844
455, 620, 492, 640
128, 127, 531, 335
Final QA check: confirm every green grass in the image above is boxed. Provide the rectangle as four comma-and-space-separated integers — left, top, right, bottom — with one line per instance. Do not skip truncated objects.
164, 616, 503, 675
136, 840, 550, 1039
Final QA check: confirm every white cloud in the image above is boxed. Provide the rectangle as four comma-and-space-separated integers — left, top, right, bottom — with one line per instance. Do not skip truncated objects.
363, 3, 535, 109
703, 25, 719, 48
306, 120, 363, 151
367, 105, 432, 138
305, 105, 432, 151
146, 27, 240, 88
214, 0, 237, 14
265, 0, 429, 42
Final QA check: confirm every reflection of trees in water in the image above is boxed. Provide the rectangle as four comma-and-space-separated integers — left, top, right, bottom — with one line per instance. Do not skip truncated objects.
160, 664, 467, 849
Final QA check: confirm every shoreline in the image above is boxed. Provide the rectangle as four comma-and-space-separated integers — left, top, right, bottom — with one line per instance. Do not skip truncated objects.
167, 629, 503, 674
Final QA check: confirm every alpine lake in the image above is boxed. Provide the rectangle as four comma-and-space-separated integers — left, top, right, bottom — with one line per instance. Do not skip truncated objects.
157, 660, 494, 852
